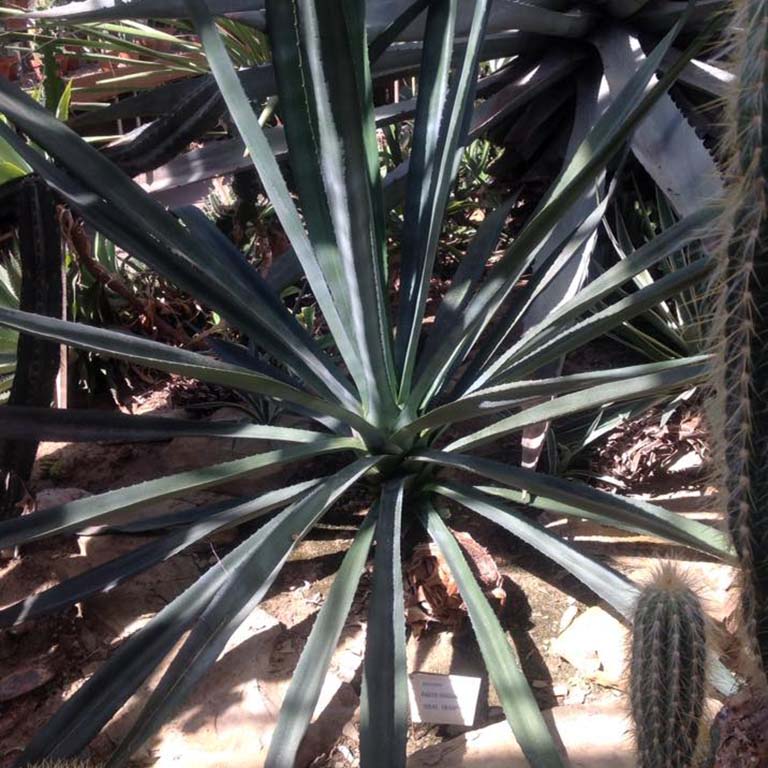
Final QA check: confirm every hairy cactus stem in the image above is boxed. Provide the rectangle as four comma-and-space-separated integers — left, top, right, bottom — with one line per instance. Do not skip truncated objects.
709, 0, 768, 691
629, 564, 709, 768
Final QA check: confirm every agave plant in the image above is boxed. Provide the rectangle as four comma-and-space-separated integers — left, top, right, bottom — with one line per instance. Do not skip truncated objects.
0, 1, 736, 766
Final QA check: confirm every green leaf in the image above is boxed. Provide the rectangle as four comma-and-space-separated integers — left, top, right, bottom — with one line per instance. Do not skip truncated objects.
265, 0, 367, 406
437, 482, 640, 616
106, 478, 325, 534
107, 457, 379, 767
268, 0, 398, 423
0, 96, 354, 410
0, 116, 30, 182
0, 483, 319, 627
434, 484, 741, 698
0, 307, 382, 443
394, 0, 457, 389
0, 406, 353, 445
494, 256, 713, 385
465, 482, 665, 537
187, 0, 375, 413
265, 509, 376, 768
0, 160, 29, 184
0, 441, 355, 549
175, 205, 352, 398
447, 357, 707, 452
398, 357, 708, 437
55, 79, 73, 121
396, 0, 491, 398
454, 181, 617, 395
413, 450, 734, 560
360, 477, 408, 768
421, 505, 567, 768
472, 208, 712, 389
16, 511, 280, 763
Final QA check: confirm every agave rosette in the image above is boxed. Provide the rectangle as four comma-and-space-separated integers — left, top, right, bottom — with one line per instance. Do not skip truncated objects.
0, 1, 734, 766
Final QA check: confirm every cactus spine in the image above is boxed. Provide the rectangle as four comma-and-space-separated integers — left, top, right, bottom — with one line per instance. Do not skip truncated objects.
629, 565, 709, 768
710, 0, 768, 690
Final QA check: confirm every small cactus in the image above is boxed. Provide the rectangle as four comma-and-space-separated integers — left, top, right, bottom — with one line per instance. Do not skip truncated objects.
629, 565, 709, 768
709, 0, 768, 690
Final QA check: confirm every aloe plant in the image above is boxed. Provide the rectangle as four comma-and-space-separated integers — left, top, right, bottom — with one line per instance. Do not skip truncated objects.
0, 1, 737, 766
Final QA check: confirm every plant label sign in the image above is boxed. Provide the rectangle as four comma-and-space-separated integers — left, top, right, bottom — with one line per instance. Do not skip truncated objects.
408, 672, 482, 726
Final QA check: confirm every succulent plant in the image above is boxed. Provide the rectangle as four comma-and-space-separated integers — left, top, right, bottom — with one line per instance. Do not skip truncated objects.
629, 564, 709, 768
0, 1, 740, 766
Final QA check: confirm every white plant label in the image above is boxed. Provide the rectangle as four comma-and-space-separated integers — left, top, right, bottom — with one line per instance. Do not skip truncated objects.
408, 672, 482, 726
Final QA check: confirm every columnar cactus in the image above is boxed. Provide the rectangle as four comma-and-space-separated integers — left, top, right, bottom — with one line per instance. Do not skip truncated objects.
629, 565, 709, 768
710, 0, 768, 690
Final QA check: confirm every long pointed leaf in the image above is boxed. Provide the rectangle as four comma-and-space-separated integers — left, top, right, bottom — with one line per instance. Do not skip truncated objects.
396, 0, 491, 398
433, 482, 738, 697
399, 357, 708, 437
0, 482, 318, 627
265, 509, 376, 768
185, 0, 368, 405
413, 450, 734, 560
439, 482, 640, 615
0, 307, 382, 443
495, 256, 713, 384
0, 406, 344, 444
421, 505, 566, 768
0, 441, 353, 549
0, 87, 355, 409
360, 477, 408, 768
271, 0, 398, 423
473, 207, 712, 389
16, 514, 282, 763
394, 0, 457, 383
408, 9, 703, 410
447, 359, 707, 452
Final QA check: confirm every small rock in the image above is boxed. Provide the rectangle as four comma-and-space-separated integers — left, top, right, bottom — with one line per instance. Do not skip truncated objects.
207, 406, 251, 423
551, 606, 628, 687
532, 680, 548, 689
34, 487, 90, 509
160, 417, 296, 495
667, 451, 703, 473
553, 683, 569, 698
0, 658, 56, 702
